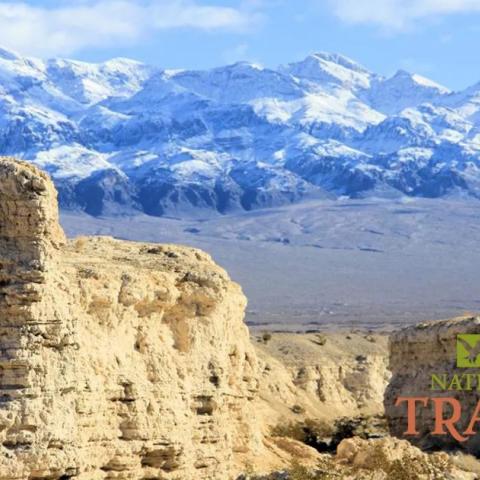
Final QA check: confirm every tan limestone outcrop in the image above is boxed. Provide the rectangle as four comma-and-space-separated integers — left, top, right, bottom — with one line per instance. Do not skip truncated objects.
385, 315, 480, 455
254, 332, 389, 430
2, 157, 435, 480
0, 157, 264, 479
335, 436, 470, 479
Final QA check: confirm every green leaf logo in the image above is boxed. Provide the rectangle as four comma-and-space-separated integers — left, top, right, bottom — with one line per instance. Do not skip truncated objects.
457, 334, 480, 368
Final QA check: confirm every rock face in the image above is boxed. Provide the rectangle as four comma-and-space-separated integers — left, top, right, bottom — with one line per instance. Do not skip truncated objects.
254, 333, 389, 428
335, 436, 460, 479
0, 157, 263, 479
385, 316, 480, 454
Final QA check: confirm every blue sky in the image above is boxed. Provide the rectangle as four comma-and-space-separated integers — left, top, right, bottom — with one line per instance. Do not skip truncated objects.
1, 0, 480, 90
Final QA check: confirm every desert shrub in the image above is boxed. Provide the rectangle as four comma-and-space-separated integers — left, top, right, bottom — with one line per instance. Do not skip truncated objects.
239, 445, 454, 480
304, 419, 334, 442
262, 332, 273, 343
364, 443, 451, 480
287, 461, 317, 480
288, 458, 345, 480
332, 415, 388, 443
271, 421, 306, 442
271, 419, 334, 448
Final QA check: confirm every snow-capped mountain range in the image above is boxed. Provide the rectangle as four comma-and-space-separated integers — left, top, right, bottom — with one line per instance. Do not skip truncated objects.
2, 47, 480, 217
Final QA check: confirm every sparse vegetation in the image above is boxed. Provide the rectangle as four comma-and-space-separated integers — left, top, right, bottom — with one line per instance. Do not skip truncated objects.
332, 415, 389, 441
239, 449, 454, 479
271, 418, 334, 447
362, 443, 452, 480
286, 459, 343, 479
271, 420, 306, 442
262, 332, 273, 343
287, 461, 317, 480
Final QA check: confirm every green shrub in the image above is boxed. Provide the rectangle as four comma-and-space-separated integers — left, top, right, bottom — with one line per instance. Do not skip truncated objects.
270, 419, 334, 445
262, 332, 273, 343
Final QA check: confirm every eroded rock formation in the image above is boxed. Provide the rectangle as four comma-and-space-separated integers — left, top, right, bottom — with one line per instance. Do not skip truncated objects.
0, 157, 263, 479
385, 316, 480, 455
1, 157, 424, 480
254, 332, 389, 430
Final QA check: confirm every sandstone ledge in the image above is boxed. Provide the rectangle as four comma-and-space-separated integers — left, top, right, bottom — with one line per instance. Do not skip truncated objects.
3, 157, 459, 480
0, 157, 263, 480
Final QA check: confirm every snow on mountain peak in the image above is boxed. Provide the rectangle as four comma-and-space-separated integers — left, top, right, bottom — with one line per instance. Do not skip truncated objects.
101, 57, 145, 68
310, 52, 371, 74
392, 69, 450, 93
439, 81, 480, 122
282, 52, 373, 91
366, 69, 451, 115
169, 62, 301, 104
44, 57, 152, 105
0, 47, 479, 217
227, 61, 264, 71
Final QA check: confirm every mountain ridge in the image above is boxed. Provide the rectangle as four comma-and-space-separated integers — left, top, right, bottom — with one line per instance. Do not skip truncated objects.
1, 46, 480, 217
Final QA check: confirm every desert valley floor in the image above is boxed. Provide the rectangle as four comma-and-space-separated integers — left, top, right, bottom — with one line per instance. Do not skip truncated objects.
62, 197, 480, 331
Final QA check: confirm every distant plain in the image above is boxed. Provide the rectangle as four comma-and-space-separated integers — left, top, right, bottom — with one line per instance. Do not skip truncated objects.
62, 197, 480, 331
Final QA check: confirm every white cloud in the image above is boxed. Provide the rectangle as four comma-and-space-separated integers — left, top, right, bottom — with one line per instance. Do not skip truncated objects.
328, 0, 480, 30
0, 1, 257, 57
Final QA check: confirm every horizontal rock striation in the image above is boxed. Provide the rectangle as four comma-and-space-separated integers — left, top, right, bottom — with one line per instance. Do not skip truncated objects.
0, 157, 263, 479
385, 316, 480, 454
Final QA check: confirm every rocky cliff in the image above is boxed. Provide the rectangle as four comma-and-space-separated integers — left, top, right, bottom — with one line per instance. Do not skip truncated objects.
0, 157, 266, 479
385, 315, 480, 455
0, 157, 416, 480
254, 332, 389, 429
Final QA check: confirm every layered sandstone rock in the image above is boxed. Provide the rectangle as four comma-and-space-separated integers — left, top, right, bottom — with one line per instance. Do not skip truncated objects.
0, 157, 263, 479
254, 332, 389, 427
385, 315, 480, 455
3, 157, 437, 480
